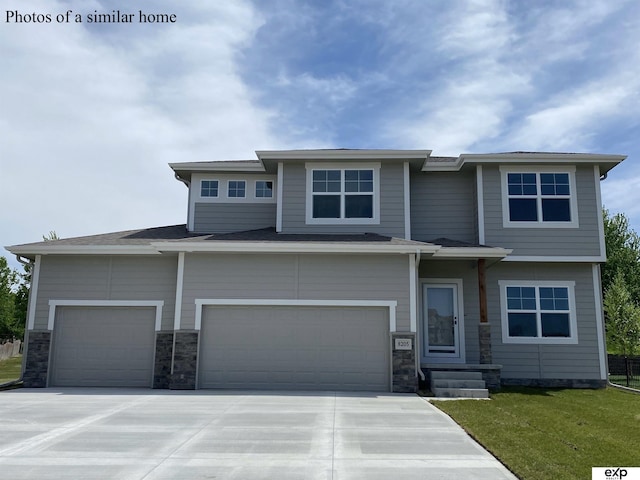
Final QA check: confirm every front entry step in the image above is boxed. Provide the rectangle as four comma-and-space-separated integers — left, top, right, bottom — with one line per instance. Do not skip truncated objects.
429, 370, 489, 399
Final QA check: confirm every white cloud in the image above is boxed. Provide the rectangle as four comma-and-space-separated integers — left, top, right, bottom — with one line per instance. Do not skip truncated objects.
0, 0, 282, 261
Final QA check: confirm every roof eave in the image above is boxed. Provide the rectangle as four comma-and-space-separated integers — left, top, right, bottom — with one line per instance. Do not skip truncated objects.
432, 247, 513, 259
256, 149, 432, 161
151, 241, 440, 255
5, 245, 160, 256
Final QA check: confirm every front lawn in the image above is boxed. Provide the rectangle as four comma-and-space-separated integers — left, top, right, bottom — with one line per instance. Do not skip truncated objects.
0, 355, 22, 384
433, 387, 640, 480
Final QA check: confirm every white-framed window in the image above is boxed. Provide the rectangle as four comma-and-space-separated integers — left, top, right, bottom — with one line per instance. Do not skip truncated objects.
305, 162, 380, 224
500, 166, 578, 228
255, 180, 273, 198
499, 280, 578, 344
200, 180, 219, 197
228, 180, 246, 198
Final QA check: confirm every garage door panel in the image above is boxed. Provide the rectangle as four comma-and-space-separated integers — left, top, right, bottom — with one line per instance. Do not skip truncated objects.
51, 307, 155, 387
199, 305, 389, 391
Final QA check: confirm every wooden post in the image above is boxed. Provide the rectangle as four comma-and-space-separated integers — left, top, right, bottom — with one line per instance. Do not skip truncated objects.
478, 258, 492, 364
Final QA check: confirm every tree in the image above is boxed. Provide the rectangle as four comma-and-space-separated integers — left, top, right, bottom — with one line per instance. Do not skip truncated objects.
0, 256, 19, 340
602, 209, 640, 303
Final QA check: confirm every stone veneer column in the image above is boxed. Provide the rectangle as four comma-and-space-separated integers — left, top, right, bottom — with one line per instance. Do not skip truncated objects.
153, 332, 174, 389
22, 331, 51, 388
479, 323, 493, 364
391, 332, 418, 393
170, 331, 198, 389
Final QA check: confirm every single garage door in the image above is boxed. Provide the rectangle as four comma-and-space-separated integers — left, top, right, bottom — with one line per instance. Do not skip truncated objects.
50, 307, 156, 387
199, 305, 389, 391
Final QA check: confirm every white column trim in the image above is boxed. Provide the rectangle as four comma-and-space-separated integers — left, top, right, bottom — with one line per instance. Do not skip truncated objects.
276, 161, 283, 232
403, 161, 411, 239
476, 165, 485, 245
592, 264, 607, 380
174, 252, 185, 330
26, 255, 41, 330
409, 254, 417, 333
595, 165, 606, 259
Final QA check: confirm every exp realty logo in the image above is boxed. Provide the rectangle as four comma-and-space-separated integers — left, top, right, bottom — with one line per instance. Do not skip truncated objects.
593, 468, 640, 480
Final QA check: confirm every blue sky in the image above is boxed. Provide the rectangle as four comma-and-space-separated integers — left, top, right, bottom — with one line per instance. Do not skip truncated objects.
1, 0, 639, 269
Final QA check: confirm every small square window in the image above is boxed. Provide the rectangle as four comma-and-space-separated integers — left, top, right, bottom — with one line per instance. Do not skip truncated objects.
201, 180, 219, 197
228, 180, 246, 198
255, 181, 273, 198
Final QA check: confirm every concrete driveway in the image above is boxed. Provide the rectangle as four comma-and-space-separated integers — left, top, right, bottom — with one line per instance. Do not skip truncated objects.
0, 389, 516, 479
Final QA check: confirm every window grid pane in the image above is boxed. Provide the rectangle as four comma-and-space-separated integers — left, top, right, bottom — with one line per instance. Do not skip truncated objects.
311, 169, 375, 220
228, 181, 246, 198
255, 181, 273, 198
506, 285, 571, 339
506, 171, 572, 223
201, 180, 218, 197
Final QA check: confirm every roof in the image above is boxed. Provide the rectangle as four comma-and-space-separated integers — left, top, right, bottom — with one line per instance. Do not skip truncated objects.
6, 226, 510, 259
169, 149, 626, 180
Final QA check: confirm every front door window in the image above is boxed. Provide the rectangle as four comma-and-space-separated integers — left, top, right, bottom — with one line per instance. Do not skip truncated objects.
422, 282, 463, 362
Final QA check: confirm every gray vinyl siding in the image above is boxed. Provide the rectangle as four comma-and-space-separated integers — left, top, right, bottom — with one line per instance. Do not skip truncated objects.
411, 170, 476, 243
487, 263, 601, 380
419, 260, 480, 363
193, 203, 276, 234
483, 164, 601, 256
180, 253, 411, 331
281, 162, 406, 237
34, 255, 177, 330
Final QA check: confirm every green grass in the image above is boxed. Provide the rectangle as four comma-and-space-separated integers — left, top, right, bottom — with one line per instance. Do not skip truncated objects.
433, 387, 640, 480
0, 355, 22, 384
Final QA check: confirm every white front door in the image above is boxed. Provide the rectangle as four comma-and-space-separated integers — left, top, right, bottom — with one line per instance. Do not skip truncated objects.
422, 282, 464, 363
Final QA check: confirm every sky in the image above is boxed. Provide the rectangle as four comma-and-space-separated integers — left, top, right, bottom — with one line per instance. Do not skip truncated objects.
1, 0, 639, 271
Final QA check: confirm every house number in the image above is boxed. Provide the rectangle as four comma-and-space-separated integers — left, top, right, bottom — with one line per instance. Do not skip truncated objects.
394, 338, 412, 350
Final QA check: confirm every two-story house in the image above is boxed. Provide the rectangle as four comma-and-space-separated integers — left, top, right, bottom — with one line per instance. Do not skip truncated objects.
7, 149, 625, 394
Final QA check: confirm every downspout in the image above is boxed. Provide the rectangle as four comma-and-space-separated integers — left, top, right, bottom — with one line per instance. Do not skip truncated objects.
0, 255, 31, 388
415, 249, 425, 382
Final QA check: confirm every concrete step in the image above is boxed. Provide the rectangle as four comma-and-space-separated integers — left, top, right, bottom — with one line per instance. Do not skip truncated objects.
432, 379, 487, 389
432, 387, 489, 399
430, 370, 483, 381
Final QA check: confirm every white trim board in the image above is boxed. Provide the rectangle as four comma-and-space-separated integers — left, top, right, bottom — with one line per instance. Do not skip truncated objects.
595, 165, 606, 259
26, 255, 41, 331
403, 161, 411, 239
194, 299, 398, 332
502, 255, 605, 262
173, 252, 185, 330
276, 161, 283, 232
476, 165, 485, 245
592, 264, 607, 380
47, 300, 164, 331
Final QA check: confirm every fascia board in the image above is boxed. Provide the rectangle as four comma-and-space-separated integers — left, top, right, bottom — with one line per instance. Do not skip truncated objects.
432, 247, 512, 258
152, 241, 440, 255
256, 150, 432, 161
169, 162, 266, 173
5, 245, 160, 255
460, 153, 626, 164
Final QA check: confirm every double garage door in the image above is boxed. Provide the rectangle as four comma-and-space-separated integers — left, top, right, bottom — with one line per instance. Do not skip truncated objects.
199, 305, 390, 391
49, 305, 390, 391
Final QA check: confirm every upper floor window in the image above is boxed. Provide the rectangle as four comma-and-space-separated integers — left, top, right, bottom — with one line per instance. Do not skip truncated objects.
228, 180, 246, 198
201, 180, 219, 197
499, 281, 577, 344
312, 169, 373, 219
500, 167, 578, 228
255, 180, 273, 198
305, 163, 380, 225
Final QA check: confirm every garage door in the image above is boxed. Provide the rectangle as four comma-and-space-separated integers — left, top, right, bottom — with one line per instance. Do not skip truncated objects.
50, 307, 156, 387
199, 305, 389, 391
